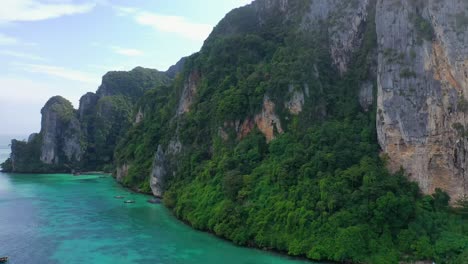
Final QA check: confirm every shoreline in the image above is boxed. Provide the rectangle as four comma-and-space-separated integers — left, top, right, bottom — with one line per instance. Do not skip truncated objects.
109, 175, 328, 264
1, 171, 330, 263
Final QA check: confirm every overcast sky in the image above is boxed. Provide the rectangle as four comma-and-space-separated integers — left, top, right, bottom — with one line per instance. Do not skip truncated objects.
0, 0, 252, 136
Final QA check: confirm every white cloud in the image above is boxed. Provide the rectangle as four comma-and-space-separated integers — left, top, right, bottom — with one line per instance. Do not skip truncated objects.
0, 33, 17, 45
113, 6, 138, 16
0, 0, 95, 23
111, 46, 143, 56
0, 75, 93, 134
135, 12, 213, 41
88, 64, 135, 72
16, 63, 100, 83
0, 50, 46, 61
0, 76, 54, 103
0, 33, 37, 46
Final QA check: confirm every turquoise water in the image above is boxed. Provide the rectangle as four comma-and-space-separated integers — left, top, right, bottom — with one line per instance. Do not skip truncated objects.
0, 173, 314, 264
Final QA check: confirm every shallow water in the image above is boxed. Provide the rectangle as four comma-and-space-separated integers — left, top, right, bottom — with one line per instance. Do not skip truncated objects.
0, 172, 314, 264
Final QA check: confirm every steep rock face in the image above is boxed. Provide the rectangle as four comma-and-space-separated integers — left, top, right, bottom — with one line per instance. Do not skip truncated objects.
255, 96, 284, 142
211, 0, 370, 75
4, 66, 176, 173
116, 163, 129, 182
359, 81, 374, 111
78, 67, 175, 170
302, 0, 371, 74
177, 71, 200, 115
376, 0, 468, 200
40, 96, 82, 165
78, 92, 98, 120
149, 145, 166, 197
27, 133, 38, 143
148, 140, 182, 196
285, 84, 308, 114
166, 57, 187, 79
135, 108, 144, 124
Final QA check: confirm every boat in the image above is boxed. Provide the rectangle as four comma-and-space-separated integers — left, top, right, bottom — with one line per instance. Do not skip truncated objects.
0, 256, 8, 263
147, 198, 161, 204
114, 196, 125, 199
124, 200, 135, 204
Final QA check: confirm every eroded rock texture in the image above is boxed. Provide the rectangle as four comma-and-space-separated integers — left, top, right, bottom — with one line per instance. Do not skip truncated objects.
376, 0, 468, 201
40, 96, 83, 165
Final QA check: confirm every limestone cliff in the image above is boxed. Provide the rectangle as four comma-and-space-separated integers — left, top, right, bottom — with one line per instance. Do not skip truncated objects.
149, 145, 166, 197
149, 0, 467, 202
4, 65, 180, 173
39, 96, 83, 165
376, 0, 468, 201
4, 96, 83, 172
4, 0, 467, 204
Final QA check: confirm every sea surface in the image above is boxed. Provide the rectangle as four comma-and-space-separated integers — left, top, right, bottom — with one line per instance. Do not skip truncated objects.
0, 172, 314, 264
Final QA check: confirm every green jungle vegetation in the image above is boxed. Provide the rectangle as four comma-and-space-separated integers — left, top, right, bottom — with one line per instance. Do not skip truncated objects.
3, 1, 467, 263
114, 4, 467, 264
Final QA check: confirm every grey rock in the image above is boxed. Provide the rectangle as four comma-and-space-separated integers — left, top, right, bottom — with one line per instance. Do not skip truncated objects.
27, 133, 38, 143
78, 92, 98, 120
376, 0, 468, 201
116, 163, 130, 183
40, 96, 83, 165
166, 57, 187, 79
285, 84, 306, 115
359, 81, 374, 112
149, 145, 167, 197
302, 0, 371, 74
135, 108, 144, 124
177, 71, 200, 115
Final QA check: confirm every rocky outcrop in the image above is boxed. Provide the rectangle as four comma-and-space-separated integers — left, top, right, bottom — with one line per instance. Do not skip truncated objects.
359, 81, 374, 112
285, 84, 308, 114
40, 96, 82, 165
78, 92, 98, 120
302, 0, 371, 74
27, 133, 38, 143
376, 0, 468, 201
212, 0, 371, 75
217, 96, 284, 142
135, 108, 144, 124
177, 71, 200, 115
255, 96, 283, 142
148, 139, 182, 196
116, 163, 130, 182
149, 145, 166, 197
6, 65, 177, 173
166, 57, 187, 78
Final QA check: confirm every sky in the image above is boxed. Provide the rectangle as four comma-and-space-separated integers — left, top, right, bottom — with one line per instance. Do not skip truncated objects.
0, 0, 253, 135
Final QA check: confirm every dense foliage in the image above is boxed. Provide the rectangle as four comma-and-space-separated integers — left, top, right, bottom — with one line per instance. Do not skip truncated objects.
81, 95, 133, 171
97, 67, 171, 100
3, 1, 466, 263
0, 68, 173, 173
114, 82, 180, 191
79, 67, 172, 171
114, 3, 467, 263
2, 136, 64, 173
